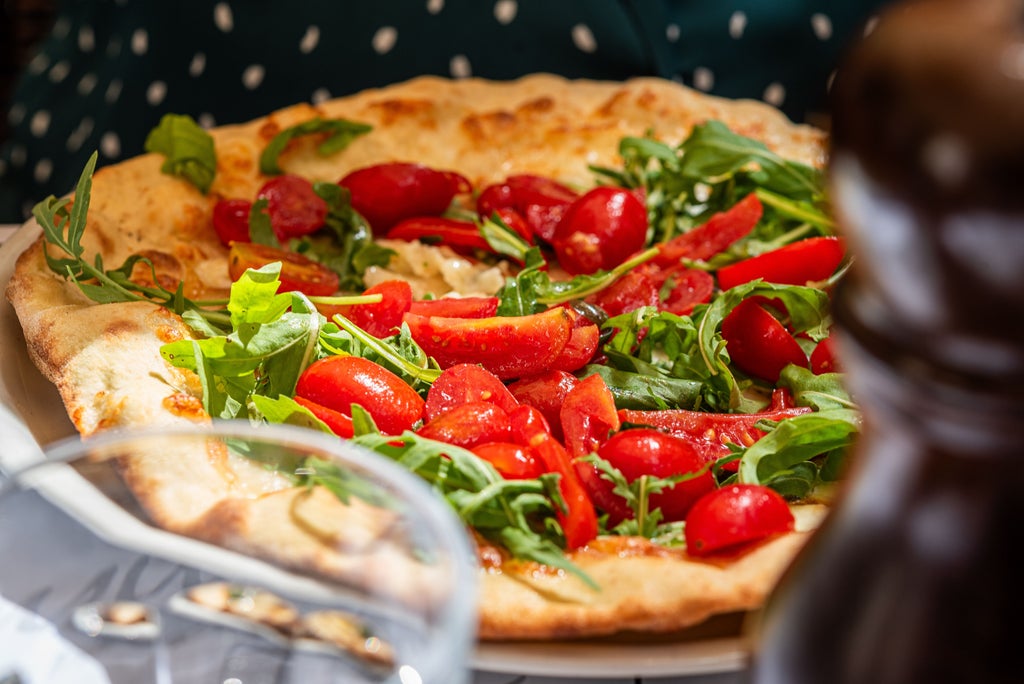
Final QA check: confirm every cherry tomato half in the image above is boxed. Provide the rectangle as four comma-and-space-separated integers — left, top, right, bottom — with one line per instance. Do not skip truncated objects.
506, 370, 580, 441
417, 401, 512, 449
593, 428, 716, 523
684, 484, 795, 557
340, 162, 471, 234
212, 198, 253, 246
228, 242, 339, 297
423, 363, 520, 423
721, 298, 808, 383
294, 395, 354, 438
346, 279, 413, 338
477, 174, 579, 242
586, 270, 660, 317
811, 332, 841, 374
257, 174, 329, 241
295, 356, 424, 435
387, 217, 491, 254
552, 187, 648, 275
408, 296, 499, 319
471, 442, 545, 480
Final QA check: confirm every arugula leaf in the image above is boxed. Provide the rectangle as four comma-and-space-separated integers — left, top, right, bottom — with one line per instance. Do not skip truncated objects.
144, 114, 216, 193
260, 117, 373, 175
778, 365, 858, 411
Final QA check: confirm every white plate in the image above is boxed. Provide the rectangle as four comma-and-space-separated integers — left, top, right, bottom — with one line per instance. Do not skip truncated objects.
0, 221, 750, 679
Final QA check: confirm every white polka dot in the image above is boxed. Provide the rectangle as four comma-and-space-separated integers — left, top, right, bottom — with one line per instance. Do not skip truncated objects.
48, 60, 71, 83
66, 118, 95, 153
30, 110, 51, 137
107, 38, 122, 57
372, 26, 398, 54
10, 145, 27, 168
100, 132, 121, 159
147, 80, 168, 106
811, 13, 833, 40
78, 26, 95, 52
494, 0, 518, 25
311, 88, 331, 104
27, 53, 50, 75
8, 103, 26, 126
52, 17, 70, 39
198, 113, 216, 129
572, 24, 598, 54
34, 159, 53, 184
214, 3, 234, 32
693, 67, 715, 91
189, 52, 206, 77
300, 26, 321, 54
729, 11, 747, 39
426, 0, 444, 14
666, 23, 680, 42
105, 78, 123, 104
764, 82, 786, 106
131, 28, 149, 55
77, 72, 98, 95
450, 54, 472, 79
242, 64, 265, 90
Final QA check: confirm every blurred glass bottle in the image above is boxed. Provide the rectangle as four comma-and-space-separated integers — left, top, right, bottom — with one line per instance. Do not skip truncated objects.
748, 0, 1024, 682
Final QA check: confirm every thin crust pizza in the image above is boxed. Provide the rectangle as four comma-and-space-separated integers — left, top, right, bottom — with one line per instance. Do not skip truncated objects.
5, 74, 855, 640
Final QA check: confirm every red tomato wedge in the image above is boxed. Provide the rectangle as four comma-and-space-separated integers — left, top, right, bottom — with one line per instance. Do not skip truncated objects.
477, 174, 579, 242
506, 370, 579, 441
721, 298, 809, 382
717, 236, 846, 290
811, 332, 841, 374
294, 395, 354, 438
471, 442, 545, 480
685, 484, 795, 557
417, 401, 512, 449
550, 312, 600, 372
586, 270, 660, 317
653, 192, 763, 267
404, 307, 574, 380
295, 356, 424, 435
339, 162, 471, 233
386, 217, 491, 254
423, 363, 520, 423
661, 269, 715, 316
332, 279, 413, 338
212, 198, 252, 246
228, 242, 339, 297
509, 405, 598, 549
408, 296, 499, 319
560, 374, 620, 461
257, 174, 329, 241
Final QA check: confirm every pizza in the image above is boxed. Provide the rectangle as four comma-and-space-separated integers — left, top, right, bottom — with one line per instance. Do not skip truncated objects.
5, 74, 858, 641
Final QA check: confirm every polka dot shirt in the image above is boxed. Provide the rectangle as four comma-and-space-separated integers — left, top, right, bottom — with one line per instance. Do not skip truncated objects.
0, 0, 889, 222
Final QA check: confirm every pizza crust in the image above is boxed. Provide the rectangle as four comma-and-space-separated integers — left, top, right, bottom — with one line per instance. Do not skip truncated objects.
5, 74, 828, 640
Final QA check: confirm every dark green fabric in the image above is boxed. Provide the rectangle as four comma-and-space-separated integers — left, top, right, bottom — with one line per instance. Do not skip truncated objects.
0, 0, 888, 222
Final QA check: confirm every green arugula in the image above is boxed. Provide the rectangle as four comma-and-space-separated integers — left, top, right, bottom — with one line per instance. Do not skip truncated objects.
260, 117, 373, 175
144, 114, 217, 193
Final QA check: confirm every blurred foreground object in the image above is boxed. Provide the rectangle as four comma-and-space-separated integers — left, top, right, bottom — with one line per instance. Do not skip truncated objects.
749, 0, 1024, 682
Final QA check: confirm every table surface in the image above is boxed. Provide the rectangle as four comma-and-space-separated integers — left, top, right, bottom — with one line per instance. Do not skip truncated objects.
0, 221, 747, 684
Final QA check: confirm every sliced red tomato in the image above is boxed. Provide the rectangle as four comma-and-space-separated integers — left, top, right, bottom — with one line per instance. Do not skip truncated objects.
811, 332, 841, 374
408, 296, 499, 319
295, 356, 424, 435
471, 442, 545, 480
257, 174, 329, 241
685, 484, 795, 557
617, 404, 812, 472
417, 401, 512, 449
717, 236, 846, 290
212, 198, 252, 246
294, 395, 354, 438
660, 268, 715, 316
404, 307, 573, 380
228, 242, 339, 296
386, 217, 491, 254
721, 298, 808, 382
549, 310, 600, 372
653, 192, 763, 267
586, 270, 660, 317
477, 174, 579, 242
593, 428, 716, 523
552, 186, 648, 275
509, 405, 598, 549
346, 280, 413, 338
339, 162, 471, 233
560, 374, 620, 461
506, 370, 579, 441
423, 363, 520, 423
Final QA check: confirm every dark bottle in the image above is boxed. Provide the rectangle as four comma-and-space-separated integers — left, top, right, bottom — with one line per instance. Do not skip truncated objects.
748, 0, 1024, 682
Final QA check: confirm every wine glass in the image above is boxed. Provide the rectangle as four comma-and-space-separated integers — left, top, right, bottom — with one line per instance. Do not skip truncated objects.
0, 419, 478, 684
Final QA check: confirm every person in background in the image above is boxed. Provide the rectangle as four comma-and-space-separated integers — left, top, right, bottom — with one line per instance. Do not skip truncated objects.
0, 0, 888, 223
